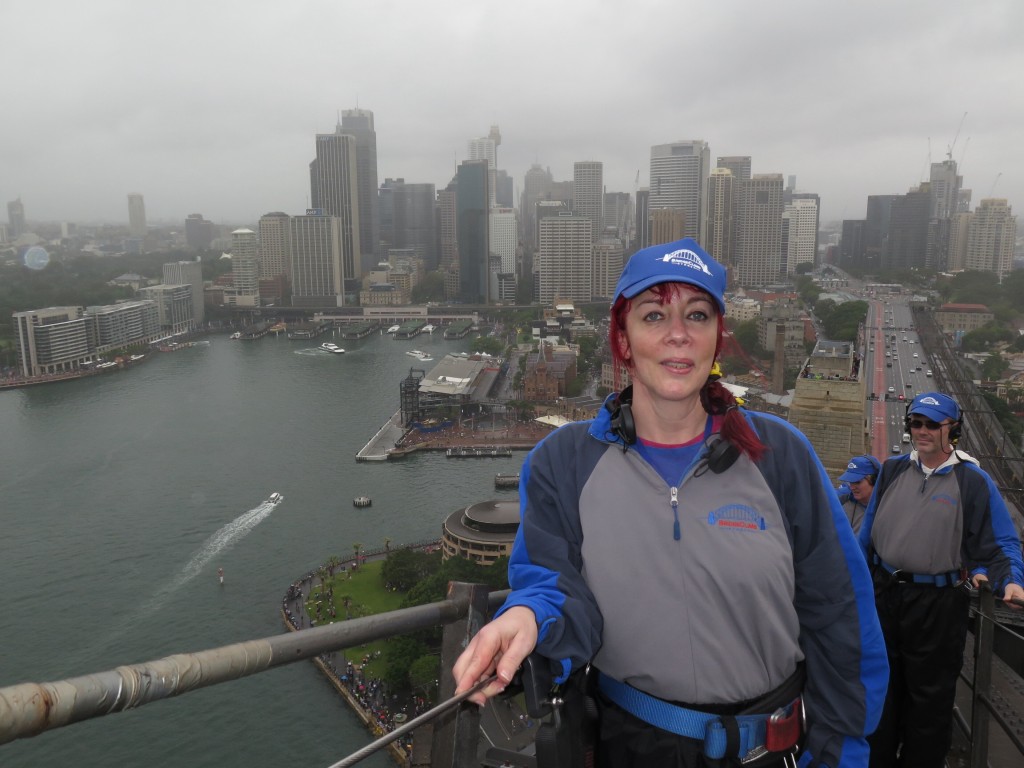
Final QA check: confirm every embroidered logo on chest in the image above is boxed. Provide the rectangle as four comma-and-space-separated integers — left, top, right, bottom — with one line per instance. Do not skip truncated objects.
707, 504, 766, 531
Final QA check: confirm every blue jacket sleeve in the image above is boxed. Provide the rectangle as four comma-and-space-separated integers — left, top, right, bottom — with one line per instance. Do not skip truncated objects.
960, 463, 1024, 592
494, 425, 604, 682
752, 414, 888, 768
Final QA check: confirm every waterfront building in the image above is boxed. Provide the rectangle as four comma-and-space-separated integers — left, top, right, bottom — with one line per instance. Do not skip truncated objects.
258, 212, 291, 280
441, 500, 519, 566
489, 207, 517, 303
378, 179, 438, 270
649, 140, 711, 244
341, 108, 379, 274
310, 126, 362, 291
162, 260, 205, 328
13, 306, 92, 377
138, 284, 195, 335
965, 199, 1016, 280
226, 228, 260, 308
437, 181, 459, 300
456, 160, 490, 304
128, 193, 147, 239
573, 160, 604, 242
537, 213, 592, 305
85, 300, 161, 352
7, 197, 26, 238
289, 214, 345, 308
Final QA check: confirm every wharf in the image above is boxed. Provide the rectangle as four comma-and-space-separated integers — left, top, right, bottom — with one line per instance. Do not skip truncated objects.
446, 447, 512, 458
443, 319, 475, 339
339, 322, 378, 340
355, 411, 406, 461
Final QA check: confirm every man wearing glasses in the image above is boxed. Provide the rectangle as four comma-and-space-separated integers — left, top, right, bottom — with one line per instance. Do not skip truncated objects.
859, 392, 1024, 768
836, 454, 881, 534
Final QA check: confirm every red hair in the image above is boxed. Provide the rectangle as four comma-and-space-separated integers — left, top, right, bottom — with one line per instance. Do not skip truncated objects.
609, 285, 766, 462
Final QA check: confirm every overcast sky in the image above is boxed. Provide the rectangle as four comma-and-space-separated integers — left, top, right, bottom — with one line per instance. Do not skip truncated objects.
3, 1, 1022, 229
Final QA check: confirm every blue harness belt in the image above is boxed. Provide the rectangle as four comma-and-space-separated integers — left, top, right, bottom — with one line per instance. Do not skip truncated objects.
598, 673, 801, 763
872, 554, 962, 587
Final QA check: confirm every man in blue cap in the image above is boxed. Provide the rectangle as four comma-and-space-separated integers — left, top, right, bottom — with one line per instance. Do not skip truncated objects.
836, 455, 880, 534
859, 391, 1024, 768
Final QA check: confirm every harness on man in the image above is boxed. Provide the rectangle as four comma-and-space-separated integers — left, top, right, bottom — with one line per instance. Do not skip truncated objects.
871, 554, 965, 588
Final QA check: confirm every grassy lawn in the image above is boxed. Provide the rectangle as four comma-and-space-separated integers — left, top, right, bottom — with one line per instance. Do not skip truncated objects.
305, 559, 405, 679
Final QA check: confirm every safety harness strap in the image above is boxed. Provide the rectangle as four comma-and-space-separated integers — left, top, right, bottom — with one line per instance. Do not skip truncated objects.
597, 673, 801, 762
872, 554, 962, 587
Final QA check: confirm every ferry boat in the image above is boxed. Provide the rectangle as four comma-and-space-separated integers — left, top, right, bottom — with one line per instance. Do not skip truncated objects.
320, 342, 345, 354
269, 492, 283, 504
386, 325, 400, 334
405, 350, 434, 362
422, 324, 436, 334
229, 332, 242, 339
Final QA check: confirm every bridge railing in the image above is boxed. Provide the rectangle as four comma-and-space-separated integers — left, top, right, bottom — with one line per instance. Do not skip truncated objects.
0, 582, 507, 757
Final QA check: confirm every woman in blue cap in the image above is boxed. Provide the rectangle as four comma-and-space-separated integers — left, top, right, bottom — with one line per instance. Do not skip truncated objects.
454, 238, 887, 767
858, 391, 1024, 768
836, 455, 881, 534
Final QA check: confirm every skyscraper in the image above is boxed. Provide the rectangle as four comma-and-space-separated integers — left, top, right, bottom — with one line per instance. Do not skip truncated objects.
469, 126, 501, 207
290, 214, 345, 308
883, 185, 930, 272
573, 161, 604, 242
456, 160, 490, 303
340, 109, 379, 274
521, 164, 554, 250
537, 213, 592, 305
650, 141, 711, 244
705, 168, 736, 271
966, 199, 1016, 280
7, 198, 27, 238
163, 260, 205, 327
229, 228, 260, 307
258, 212, 291, 279
736, 174, 783, 287
310, 127, 362, 290
185, 214, 214, 250
378, 179, 438, 270
127, 193, 146, 238
783, 197, 819, 275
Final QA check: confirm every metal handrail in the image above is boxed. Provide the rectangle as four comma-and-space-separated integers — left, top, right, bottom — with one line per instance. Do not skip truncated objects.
0, 586, 509, 746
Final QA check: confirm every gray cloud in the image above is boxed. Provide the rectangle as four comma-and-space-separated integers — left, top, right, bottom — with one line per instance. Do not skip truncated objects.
3, 0, 1021, 226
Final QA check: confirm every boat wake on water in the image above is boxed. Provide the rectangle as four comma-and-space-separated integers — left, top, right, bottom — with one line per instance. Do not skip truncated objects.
175, 497, 281, 585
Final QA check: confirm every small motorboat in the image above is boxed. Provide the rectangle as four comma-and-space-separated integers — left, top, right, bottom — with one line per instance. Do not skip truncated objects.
320, 342, 345, 354
269, 492, 283, 504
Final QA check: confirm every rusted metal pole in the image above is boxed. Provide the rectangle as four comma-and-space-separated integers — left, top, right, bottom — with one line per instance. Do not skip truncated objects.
0, 588, 508, 746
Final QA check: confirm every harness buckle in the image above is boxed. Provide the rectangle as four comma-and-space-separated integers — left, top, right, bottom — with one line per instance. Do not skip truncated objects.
765, 697, 802, 753
741, 745, 769, 764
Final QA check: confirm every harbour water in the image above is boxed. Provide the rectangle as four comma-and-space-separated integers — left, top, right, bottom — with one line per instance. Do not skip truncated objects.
0, 330, 522, 767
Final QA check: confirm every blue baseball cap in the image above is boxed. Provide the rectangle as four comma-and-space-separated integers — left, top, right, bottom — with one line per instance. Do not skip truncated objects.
612, 238, 727, 315
839, 455, 881, 483
909, 392, 960, 423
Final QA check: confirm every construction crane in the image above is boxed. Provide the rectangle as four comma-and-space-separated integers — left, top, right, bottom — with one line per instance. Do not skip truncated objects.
990, 173, 1002, 198
947, 111, 967, 163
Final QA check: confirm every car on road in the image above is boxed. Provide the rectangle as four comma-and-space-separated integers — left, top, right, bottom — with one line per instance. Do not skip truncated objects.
892, 444, 901, 453
888, 386, 895, 393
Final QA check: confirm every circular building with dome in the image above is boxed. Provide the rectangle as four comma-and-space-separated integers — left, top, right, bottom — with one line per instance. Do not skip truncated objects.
441, 499, 520, 565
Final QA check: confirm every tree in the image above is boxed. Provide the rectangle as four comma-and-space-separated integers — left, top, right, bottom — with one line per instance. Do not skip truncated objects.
408, 655, 440, 700
410, 271, 446, 303
981, 351, 1009, 381
327, 555, 341, 577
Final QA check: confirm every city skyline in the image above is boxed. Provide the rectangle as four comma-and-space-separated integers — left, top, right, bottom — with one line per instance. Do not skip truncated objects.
2, 2, 1022, 227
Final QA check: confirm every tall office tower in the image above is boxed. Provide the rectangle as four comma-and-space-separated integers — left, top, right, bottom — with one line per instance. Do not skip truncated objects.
438, 178, 458, 292
163, 260, 206, 327
289, 214, 345, 307
379, 179, 438, 270
717, 156, 751, 182
929, 160, 961, 219
537, 213, 593, 305
705, 168, 736, 271
456, 160, 490, 303
840, 220, 867, 272
258, 212, 291, 279
127, 193, 147, 238
230, 228, 260, 306
185, 213, 214, 250
521, 164, 554, 249
650, 141, 711, 244
489, 207, 517, 302
735, 174, 783, 288
965, 199, 1016, 280
310, 127, 362, 290
603, 191, 632, 242
495, 170, 514, 208
573, 161, 604, 242
535, 200, 568, 246
783, 197, 819, 274
883, 185, 930, 272
7, 198, 26, 238
340, 108, 379, 273
469, 126, 501, 207
593, 236, 625, 300
649, 208, 685, 246
634, 188, 650, 250
947, 211, 972, 271
865, 195, 896, 273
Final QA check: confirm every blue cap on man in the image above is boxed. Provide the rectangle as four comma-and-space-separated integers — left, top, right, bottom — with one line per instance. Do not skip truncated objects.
838, 455, 881, 483
612, 238, 727, 315
908, 392, 960, 423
